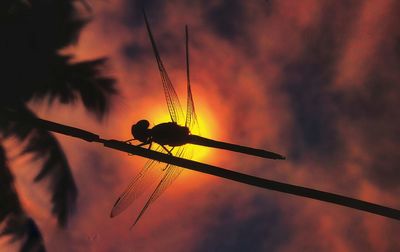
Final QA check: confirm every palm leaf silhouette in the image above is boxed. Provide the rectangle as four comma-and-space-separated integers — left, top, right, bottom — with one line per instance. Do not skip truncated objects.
17, 106, 78, 226
0, 0, 116, 251
31, 55, 116, 119
0, 145, 46, 252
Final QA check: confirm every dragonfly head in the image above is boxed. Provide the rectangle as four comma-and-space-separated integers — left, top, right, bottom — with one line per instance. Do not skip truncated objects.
131, 120, 150, 142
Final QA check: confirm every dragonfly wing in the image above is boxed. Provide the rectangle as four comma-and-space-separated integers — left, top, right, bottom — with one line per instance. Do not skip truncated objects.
130, 148, 186, 228
184, 26, 200, 132
110, 147, 164, 218
143, 11, 185, 124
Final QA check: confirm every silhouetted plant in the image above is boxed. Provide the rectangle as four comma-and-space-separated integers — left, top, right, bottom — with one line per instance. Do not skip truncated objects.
0, 1, 116, 251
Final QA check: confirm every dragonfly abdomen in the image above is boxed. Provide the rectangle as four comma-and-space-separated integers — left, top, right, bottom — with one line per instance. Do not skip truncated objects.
187, 135, 286, 160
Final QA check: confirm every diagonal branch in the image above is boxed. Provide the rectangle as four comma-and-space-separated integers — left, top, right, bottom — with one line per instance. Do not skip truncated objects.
4, 109, 400, 222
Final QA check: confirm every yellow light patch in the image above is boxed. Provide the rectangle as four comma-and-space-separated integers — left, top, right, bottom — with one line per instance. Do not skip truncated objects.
148, 97, 218, 165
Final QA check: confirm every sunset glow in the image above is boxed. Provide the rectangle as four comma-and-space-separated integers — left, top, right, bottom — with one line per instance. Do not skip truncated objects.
3, 0, 400, 251
150, 93, 218, 160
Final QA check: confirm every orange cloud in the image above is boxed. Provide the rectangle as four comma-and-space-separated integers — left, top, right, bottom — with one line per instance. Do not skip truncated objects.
8, 0, 400, 251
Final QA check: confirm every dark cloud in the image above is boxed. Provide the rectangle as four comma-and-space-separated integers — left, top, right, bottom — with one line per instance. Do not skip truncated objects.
122, 43, 147, 60
195, 196, 291, 252
343, 217, 374, 251
122, 32, 183, 64
335, 76, 400, 190
278, 1, 366, 163
329, 3, 400, 191
122, 0, 167, 27
121, 1, 187, 66
396, 38, 400, 56
16, 1, 400, 251
204, 0, 247, 41
281, 16, 340, 160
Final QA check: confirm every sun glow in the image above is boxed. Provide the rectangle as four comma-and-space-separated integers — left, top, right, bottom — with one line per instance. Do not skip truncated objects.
148, 94, 218, 164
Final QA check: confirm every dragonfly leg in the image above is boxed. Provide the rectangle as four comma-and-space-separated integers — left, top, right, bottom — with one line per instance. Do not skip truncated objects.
137, 141, 151, 148
160, 145, 173, 155
125, 139, 140, 155
125, 138, 135, 144
126, 140, 152, 156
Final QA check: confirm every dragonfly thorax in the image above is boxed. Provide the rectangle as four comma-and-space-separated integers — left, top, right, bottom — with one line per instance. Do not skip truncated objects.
131, 120, 150, 142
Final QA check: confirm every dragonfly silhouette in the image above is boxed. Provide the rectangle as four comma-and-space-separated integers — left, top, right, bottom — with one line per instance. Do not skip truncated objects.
2, 109, 400, 225
109, 12, 285, 227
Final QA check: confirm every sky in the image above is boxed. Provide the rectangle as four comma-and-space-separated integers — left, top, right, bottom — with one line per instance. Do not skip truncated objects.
3, 0, 400, 251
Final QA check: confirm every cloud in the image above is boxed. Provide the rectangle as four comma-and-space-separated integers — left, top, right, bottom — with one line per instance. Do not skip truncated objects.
8, 0, 400, 251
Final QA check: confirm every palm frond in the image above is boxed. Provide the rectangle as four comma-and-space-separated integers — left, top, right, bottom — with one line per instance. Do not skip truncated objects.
20, 107, 78, 227
22, 128, 78, 226
0, 145, 46, 252
0, 144, 21, 222
26, 0, 89, 50
0, 108, 34, 141
1, 215, 46, 252
32, 55, 117, 120
1, 106, 78, 227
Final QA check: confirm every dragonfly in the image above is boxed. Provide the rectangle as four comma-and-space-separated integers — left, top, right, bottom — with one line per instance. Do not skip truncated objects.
2, 50, 400, 225
109, 12, 285, 227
